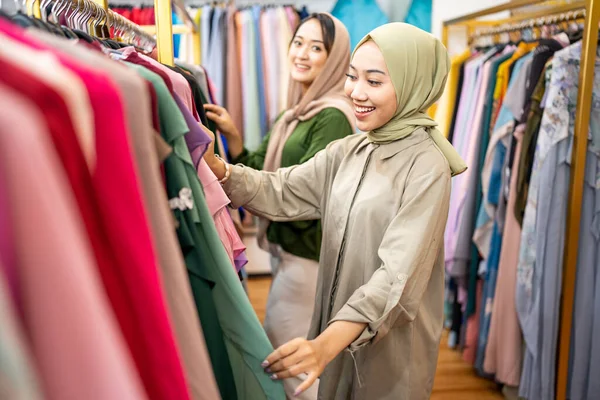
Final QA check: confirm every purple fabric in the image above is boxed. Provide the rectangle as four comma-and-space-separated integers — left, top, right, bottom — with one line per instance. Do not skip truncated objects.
173, 93, 211, 168
227, 209, 248, 272
234, 254, 248, 272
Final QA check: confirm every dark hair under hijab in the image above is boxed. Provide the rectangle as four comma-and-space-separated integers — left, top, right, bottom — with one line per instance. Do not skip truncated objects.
290, 13, 336, 53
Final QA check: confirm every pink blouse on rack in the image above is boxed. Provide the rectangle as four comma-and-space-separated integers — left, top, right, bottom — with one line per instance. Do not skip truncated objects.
193, 150, 247, 272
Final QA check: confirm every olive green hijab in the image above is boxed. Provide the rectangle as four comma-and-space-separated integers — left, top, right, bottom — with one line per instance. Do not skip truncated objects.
353, 23, 467, 176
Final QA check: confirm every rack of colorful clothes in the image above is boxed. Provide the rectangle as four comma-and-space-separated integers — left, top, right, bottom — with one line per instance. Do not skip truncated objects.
172, 2, 307, 152
436, 1, 599, 399
0, 0, 285, 398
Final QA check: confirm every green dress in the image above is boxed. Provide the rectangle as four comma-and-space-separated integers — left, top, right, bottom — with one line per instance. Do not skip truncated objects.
129, 63, 285, 400
232, 108, 353, 261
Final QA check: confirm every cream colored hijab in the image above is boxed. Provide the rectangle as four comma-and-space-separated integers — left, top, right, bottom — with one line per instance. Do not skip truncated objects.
262, 13, 355, 172
353, 23, 467, 176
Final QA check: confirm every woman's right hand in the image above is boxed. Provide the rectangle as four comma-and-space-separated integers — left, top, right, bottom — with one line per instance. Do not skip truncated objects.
204, 104, 240, 140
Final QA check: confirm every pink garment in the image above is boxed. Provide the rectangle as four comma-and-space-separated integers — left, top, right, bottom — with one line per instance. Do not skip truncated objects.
213, 208, 247, 272
0, 83, 147, 400
0, 167, 17, 304
483, 124, 525, 386
285, 6, 298, 31
194, 153, 247, 271
463, 280, 483, 364
445, 57, 491, 273
226, 6, 244, 139
122, 47, 198, 120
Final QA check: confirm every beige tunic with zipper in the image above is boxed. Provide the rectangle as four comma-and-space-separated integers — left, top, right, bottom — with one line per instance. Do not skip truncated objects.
224, 129, 451, 400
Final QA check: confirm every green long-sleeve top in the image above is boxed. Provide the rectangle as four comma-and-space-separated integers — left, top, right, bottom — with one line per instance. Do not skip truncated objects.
231, 107, 353, 261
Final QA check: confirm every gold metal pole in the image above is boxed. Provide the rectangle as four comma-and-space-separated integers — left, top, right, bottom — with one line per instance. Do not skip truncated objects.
141, 24, 191, 34
495, 0, 585, 24
192, 24, 201, 65
556, 0, 599, 399
154, 0, 174, 66
444, 0, 586, 26
443, 0, 545, 25
469, 3, 587, 41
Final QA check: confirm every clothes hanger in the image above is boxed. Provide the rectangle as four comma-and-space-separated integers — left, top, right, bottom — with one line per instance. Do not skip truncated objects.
37, 0, 68, 37
55, 0, 80, 40
68, 0, 95, 42
94, 4, 110, 39
80, 1, 103, 42
567, 10, 585, 43
87, 2, 104, 37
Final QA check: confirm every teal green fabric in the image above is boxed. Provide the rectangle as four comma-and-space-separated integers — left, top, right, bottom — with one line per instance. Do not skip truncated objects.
126, 63, 238, 400
128, 63, 285, 400
405, 0, 432, 32
331, 0, 389, 51
232, 107, 353, 261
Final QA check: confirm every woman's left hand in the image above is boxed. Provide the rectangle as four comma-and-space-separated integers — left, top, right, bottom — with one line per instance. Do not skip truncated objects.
262, 338, 326, 396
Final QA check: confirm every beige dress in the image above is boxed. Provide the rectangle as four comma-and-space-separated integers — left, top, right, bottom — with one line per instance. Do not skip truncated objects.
224, 129, 451, 400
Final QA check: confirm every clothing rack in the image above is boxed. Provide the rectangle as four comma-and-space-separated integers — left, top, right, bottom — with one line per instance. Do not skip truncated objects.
25, 0, 155, 46
105, 0, 199, 65
470, 7, 586, 44
442, 1, 599, 399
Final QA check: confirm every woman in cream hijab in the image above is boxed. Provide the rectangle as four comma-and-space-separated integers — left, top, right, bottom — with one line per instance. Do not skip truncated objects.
203, 23, 466, 399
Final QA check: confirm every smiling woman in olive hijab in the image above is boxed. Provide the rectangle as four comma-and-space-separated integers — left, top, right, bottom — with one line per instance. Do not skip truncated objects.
203, 23, 466, 399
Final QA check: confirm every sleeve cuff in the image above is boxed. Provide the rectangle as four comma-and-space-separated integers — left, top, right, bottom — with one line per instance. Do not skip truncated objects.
328, 272, 409, 351
329, 305, 378, 351
222, 164, 254, 209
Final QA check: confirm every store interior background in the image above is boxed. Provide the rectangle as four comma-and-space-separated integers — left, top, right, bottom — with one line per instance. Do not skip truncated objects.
3, 0, 597, 398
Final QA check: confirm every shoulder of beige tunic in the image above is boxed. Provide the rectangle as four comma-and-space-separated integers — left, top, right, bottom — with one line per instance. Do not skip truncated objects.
403, 128, 452, 179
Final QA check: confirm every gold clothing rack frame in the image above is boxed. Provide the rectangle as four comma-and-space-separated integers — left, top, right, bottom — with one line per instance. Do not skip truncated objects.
442, 1, 599, 399
154, 0, 200, 66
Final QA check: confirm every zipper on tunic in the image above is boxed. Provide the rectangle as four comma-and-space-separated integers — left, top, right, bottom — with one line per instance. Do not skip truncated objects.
328, 146, 377, 317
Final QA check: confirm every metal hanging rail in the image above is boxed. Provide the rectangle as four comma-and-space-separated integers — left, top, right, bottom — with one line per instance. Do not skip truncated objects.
470, 8, 586, 41
27, 0, 155, 46
442, 1, 599, 400
443, 0, 545, 26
